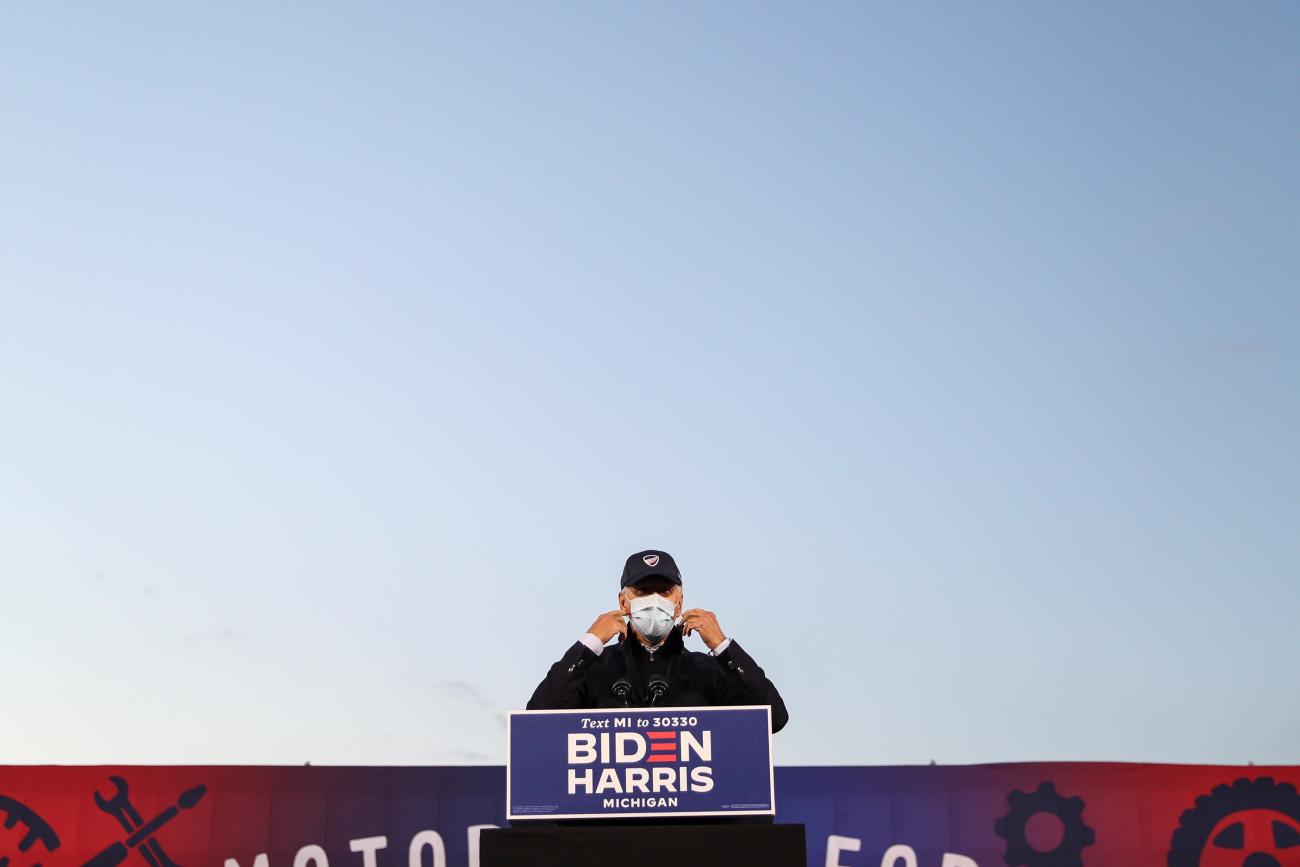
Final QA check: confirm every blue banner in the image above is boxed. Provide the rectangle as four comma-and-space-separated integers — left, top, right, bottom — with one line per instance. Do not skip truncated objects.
5, 762, 1300, 866
507, 706, 773, 820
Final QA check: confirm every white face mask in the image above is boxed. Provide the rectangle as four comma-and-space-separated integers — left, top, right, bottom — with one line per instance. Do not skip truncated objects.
627, 593, 679, 643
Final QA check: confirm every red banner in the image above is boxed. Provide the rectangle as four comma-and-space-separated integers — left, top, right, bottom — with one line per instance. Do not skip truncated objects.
3, 763, 1298, 867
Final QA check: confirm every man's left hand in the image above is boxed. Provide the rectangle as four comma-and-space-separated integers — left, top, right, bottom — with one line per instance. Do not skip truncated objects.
680, 608, 726, 650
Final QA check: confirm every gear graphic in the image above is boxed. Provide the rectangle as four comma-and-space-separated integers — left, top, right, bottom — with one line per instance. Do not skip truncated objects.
994, 781, 1096, 867
1167, 776, 1300, 867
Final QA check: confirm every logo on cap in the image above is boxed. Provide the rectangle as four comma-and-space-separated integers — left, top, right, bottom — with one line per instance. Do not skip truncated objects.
643, 555, 660, 567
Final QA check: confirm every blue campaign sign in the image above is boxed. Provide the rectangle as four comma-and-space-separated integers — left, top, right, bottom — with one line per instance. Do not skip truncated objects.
507, 705, 774, 820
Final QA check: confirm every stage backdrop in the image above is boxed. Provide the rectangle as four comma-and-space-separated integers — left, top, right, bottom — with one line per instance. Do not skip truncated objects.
2, 764, 1298, 867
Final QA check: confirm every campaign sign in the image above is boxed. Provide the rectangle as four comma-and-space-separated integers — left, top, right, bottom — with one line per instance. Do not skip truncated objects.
507, 705, 774, 820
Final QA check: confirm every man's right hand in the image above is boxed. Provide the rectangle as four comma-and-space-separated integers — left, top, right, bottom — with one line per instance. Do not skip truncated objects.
587, 610, 628, 643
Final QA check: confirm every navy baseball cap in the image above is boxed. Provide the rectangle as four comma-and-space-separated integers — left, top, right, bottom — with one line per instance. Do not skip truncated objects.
620, 549, 682, 589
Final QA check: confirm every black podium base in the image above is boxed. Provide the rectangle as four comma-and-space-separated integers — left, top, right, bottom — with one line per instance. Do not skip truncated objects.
480, 823, 806, 866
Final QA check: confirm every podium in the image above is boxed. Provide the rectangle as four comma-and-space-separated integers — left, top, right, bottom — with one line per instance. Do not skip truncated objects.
490, 707, 805, 866
480, 823, 806, 866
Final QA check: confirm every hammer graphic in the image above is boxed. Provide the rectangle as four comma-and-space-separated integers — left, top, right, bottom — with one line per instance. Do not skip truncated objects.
85, 783, 205, 867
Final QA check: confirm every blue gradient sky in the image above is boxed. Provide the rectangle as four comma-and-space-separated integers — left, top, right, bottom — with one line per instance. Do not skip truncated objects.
2, 3, 1297, 766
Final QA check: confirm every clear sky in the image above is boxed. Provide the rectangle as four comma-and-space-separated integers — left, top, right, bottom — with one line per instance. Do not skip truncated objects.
2, 3, 1297, 767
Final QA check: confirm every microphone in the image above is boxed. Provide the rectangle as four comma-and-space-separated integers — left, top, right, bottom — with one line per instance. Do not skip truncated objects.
647, 674, 668, 706
612, 679, 633, 708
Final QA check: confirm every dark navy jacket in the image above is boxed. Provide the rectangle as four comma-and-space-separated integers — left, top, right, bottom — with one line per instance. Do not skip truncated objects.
526, 626, 789, 733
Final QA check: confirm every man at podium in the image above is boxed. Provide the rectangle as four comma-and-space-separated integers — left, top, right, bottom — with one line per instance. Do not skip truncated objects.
527, 549, 788, 732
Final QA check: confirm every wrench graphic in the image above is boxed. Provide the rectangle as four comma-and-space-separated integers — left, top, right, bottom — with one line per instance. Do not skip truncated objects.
92, 777, 189, 867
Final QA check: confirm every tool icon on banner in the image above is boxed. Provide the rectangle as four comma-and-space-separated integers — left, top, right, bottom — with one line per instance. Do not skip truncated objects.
0, 795, 62, 867
85, 778, 206, 867
994, 781, 1095, 867
1167, 776, 1300, 867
